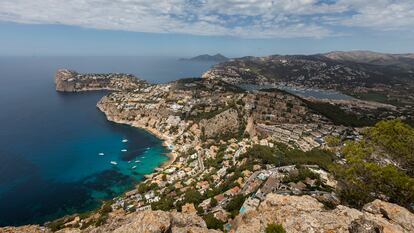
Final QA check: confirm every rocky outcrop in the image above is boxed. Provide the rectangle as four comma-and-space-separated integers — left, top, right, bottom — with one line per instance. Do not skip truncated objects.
199, 108, 240, 138
0, 225, 50, 233
78, 210, 218, 233
0, 211, 219, 233
55, 69, 148, 92
2, 195, 413, 233
230, 194, 414, 233
362, 200, 414, 232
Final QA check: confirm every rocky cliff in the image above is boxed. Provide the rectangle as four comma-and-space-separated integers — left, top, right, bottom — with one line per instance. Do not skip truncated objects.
2, 194, 413, 233
231, 194, 414, 233
55, 69, 148, 92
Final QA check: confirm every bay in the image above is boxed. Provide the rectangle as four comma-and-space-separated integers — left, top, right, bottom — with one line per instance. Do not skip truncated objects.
0, 56, 216, 226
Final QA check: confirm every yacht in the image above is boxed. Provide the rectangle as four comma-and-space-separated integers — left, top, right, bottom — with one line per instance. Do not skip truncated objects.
122, 139, 128, 143
98, 152, 104, 156
110, 161, 118, 165
121, 149, 127, 152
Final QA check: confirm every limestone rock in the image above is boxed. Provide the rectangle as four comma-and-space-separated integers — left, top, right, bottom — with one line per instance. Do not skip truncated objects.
87, 210, 213, 233
112, 211, 171, 233
231, 194, 414, 233
170, 211, 206, 228
2, 196, 413, 233
363, 200, 414, 232
172, 226, 222, 233
348, 217, 384, 233
0, 225, 50, 233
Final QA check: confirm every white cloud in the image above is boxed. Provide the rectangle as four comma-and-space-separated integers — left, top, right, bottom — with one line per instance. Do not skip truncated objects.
0, 0, 413, 38
339, 0, 414, 30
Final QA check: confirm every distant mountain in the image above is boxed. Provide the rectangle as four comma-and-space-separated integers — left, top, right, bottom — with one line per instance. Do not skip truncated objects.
323, 50, 414, 70
180, 53, 229, 62
202, 52, 414, 111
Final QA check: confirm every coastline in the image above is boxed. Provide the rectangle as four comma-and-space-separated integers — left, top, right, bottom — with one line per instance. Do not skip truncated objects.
96, 102, 177, 171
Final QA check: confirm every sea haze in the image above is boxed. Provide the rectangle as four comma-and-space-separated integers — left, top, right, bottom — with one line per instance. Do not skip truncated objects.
0, 56, 217, 226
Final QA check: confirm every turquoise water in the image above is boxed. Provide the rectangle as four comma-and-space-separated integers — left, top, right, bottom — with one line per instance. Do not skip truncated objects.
0, 56, 216, 226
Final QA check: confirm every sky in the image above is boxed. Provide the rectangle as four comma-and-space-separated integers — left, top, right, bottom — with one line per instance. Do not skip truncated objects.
0, 0, 414, 57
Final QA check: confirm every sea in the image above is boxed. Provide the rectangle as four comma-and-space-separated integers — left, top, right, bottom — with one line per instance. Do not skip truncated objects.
0, 56, 217, 226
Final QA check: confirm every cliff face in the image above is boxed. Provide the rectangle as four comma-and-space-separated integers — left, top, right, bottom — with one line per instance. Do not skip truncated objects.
55, 69, 77, 92
55, 69, 148, 92
3, 195, 413, 233
231, 194, 414, 233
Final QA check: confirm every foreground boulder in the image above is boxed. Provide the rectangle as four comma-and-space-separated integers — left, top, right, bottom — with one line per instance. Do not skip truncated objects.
0, 225, 50, 233
73, 211, 219, 233
1, 195, 412, 233
230, 194, 414, 233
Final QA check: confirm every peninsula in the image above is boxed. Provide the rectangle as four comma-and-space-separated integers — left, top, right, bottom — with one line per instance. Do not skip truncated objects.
55, 69, 149, 92
4, 51, 414, 233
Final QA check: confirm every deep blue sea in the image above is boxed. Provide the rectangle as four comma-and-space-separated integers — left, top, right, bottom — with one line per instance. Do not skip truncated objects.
0, 56, 216, 226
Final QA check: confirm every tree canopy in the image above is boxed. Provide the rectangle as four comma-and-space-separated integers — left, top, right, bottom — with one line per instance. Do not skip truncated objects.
331, 120, 414, 210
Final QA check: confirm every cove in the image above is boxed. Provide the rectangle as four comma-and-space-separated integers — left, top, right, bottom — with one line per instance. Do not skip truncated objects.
0, 56, 216, 226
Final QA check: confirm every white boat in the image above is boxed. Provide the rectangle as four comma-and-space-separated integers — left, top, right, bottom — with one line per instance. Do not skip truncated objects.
142, 156, 146, 158
128, 161, 131, 163
110, 161, 118, 165
135, 160, 140, 163
98, 152, 104, 156
146, 147, 150, 150
122, 139, 128, 143
121, 149, 127, 152
131, 166, 137, 169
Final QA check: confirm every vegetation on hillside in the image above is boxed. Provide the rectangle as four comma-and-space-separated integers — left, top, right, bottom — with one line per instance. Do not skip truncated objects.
245, 143, 335, 170
244, 120, 414, 211
266, 223, 287, 233
305, 100, 376, 127
331, 119, 414, 210
203, 213, 225, 230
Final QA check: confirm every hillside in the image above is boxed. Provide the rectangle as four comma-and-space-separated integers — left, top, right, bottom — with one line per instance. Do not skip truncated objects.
202, 53, 414, 118
324, 50, 414, 70
180, 54, 229, 62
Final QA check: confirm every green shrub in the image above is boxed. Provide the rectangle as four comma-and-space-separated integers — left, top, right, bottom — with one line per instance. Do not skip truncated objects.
183, 189, 203, 205
282, 167, 320, 183
203, 213, 225, 230
225, 194, 246, 218
331, 121, 414, 210
151, 196, 175, 211
245, 143, 334, 170
325, 135, 341, 147
266, 223, 286, 233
